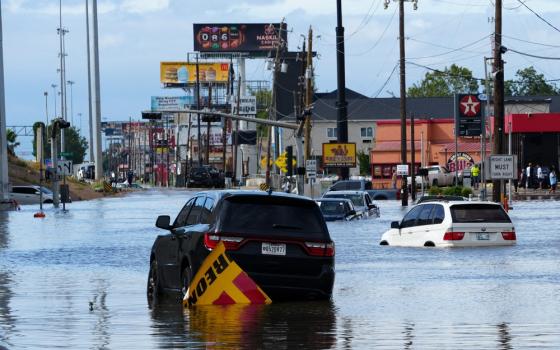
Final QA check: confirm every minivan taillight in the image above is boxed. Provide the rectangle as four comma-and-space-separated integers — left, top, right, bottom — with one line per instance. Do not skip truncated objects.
204, 233, 244, 250
443, 231, 465, 241
304, 242, 335, 257
501, 231, 516, 240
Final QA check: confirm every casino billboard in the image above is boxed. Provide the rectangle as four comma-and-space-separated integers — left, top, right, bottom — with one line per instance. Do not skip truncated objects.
193, 23, 287, 54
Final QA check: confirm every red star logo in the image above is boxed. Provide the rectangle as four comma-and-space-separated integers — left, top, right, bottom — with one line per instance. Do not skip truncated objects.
459, 95, 481, 117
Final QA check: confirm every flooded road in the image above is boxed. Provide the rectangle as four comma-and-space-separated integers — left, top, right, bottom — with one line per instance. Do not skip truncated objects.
1, 190, 559, 349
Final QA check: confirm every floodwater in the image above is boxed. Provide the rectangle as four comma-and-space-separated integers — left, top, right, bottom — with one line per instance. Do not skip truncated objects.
1, 190, 559, 349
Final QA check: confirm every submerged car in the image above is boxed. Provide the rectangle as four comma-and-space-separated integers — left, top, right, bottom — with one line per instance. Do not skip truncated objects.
9, 185, 54, 205
316, 198, 362, 221
322, 190, 380, 218
380, 201, 516, 247
148, 190, 335, 303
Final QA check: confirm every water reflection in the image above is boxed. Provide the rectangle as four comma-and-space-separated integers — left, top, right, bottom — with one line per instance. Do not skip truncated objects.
90, 278, 111, 350
497, 323, 512, 350
150, 301, 337, 349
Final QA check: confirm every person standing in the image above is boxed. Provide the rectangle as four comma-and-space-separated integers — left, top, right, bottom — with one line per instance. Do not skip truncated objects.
537, 164, 544, 190
471, 163, 480, 190
549, 166, 557, 194
525, 162, 532, 190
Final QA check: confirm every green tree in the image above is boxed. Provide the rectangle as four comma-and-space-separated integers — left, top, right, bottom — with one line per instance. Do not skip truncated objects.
6, 128, 20, 156
407, 64, 479, 97
357, 150, 370, 176
505, 66, 559, 96
33, 124, 88, 164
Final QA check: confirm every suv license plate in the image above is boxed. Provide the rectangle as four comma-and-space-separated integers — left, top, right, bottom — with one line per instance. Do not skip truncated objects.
262, 243, 286, 256
476, 233, 490, 240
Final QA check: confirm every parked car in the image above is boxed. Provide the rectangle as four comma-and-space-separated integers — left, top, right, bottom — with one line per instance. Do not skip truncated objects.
366, 189, 400, 200
328, 179, 372, 192
409, 165, 456, 187
148, 190, 335, 303
380, 201, 515, 247
322, 190, 380, 218
187, 166, 225, 188
316, 198, 362, 221
9, 185, 54, 205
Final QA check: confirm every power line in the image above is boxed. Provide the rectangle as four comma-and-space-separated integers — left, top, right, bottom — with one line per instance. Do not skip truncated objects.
406, 61, 486, 81
516, 0, 560, 34
407, 34, 491, 59
506, 47, 560, 60
503, 34, 560, 48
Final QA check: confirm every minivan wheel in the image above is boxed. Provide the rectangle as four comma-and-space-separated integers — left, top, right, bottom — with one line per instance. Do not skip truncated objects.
380, 241, 389, 246
181, 266, 193, 297
424, 241, 435, 247
147, 260, 161, 306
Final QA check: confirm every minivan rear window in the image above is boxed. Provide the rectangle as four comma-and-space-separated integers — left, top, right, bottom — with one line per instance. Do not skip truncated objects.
220, 195, 328, 240
451, 204, 511, 223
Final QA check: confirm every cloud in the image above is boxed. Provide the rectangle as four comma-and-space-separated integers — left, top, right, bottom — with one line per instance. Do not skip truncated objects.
3, 0, 169, 16
120, 0, 170, 14
100, 33, 125, 48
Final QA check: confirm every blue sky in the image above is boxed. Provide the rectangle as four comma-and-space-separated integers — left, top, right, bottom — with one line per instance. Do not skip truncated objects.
3, 0, 560, 155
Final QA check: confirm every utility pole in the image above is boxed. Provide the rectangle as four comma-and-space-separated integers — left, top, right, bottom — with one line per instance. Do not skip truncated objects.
86, 0, 94, 162
410, 113, 416, 201
92, 0, 103, 180
335, 0, 349, 180
0, 3, 9, 201
492, 0, 505, 203
51, 84, 58, 119
304, 26, 313, 162
385, 0, 418, 206
195, 54, 202, 167
67, 80, 74, 127
58, 0, 68, 155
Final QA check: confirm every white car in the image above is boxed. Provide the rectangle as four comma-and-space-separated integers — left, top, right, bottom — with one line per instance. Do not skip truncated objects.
380, 201, 516, 247
9, 185, 54, 205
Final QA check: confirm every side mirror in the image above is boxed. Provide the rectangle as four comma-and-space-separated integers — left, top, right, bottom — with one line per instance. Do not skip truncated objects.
390, 221, 400, 229
155, 215, 172, 230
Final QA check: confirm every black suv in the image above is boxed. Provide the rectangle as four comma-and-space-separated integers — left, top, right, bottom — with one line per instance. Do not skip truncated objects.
147, 190, 335, 303
187, 166, 224, 188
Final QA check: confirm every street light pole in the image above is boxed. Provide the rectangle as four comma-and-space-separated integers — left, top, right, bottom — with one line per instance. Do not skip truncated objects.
67, 80, 74, 127
51, 84, 58, 119
44, 92, 49, 139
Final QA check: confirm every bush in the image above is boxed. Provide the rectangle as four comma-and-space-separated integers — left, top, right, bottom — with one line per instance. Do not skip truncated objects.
442, 186, 462, 196
428, 186, 442, 195
461, 187, 473, 197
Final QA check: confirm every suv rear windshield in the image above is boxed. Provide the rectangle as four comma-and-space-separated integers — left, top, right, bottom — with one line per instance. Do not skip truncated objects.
451, 204, 511, 223
220, 195, 328, 240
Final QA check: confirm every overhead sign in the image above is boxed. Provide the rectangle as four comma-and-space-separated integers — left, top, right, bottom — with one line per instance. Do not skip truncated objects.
306, 159, 317, 179
151, 96, 194, 111
57, 160, 73, 176
231, 96, 257, 115
193, 23, 287, 54
487, 155, 518, 180
322, 143, 356, 168
160, 62, 230, 84
396, 164, 409, 176
455, 94, 483, 137
184, 242, 271, 307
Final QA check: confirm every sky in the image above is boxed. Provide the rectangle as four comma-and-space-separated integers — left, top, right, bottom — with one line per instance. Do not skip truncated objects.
2, 0, 560, 156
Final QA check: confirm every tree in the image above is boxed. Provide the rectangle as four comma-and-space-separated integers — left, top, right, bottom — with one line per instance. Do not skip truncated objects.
6, 129, 20, 156
407, 64, 479, 97
505, 66, 559, 96
33, 124, 88, 164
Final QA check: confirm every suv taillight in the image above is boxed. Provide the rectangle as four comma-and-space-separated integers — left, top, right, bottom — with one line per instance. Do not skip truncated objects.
204, 233, 244, 250
304, 242, 335, 257
501, 231, 516, 240
443, 231, 465, 241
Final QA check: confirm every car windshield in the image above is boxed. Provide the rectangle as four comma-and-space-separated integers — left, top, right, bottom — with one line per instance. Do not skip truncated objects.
317, 201, 346, 215
324, 194, 364, 207
450, 204, 512, 223
221, 195, 328, 239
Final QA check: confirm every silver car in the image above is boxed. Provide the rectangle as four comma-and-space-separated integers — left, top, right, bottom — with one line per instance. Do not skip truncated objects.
10, 185, 54, 205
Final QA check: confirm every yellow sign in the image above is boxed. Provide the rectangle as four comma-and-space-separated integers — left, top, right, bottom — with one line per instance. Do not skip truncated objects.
274, 151, 296, 173
183, 241, 272, 307
322, 143, 357, 167
160, 62, 230, 84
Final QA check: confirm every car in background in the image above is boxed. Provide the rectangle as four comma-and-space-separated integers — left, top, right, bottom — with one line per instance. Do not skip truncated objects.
416, 195, 466, 204
316, 198, 362, 221
9, 185, 54, 205
148, 190, 335, 303
380, 201, 515, 247
328, 179, 372, 192
322, 190, 380, 218
187, 166, 225, 188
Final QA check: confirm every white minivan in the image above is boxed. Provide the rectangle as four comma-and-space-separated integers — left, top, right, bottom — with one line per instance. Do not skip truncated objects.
10, 185, 54, 205
380, 201, 516, 247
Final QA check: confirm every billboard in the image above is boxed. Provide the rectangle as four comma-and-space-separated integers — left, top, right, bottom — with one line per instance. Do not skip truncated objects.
151, 96, 194, 111
455, 94, 483, 137
160, 62, 230, 84
193, 23, 287, 53
322, 143, 357, 168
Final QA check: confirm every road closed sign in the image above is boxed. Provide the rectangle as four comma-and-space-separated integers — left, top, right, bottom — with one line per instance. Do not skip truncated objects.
488, 155, 517, 180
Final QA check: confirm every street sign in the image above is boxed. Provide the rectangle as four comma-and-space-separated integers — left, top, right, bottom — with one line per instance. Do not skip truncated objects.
57, 160, 73, 176
232, 96, 257, 115
306, 159, 317, 179
455, 94, 483, 137
396, 164, 409, 176
59, 151, 73, 157
487, 155, 517, 180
